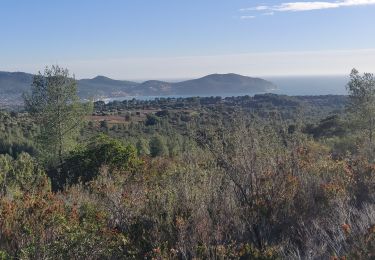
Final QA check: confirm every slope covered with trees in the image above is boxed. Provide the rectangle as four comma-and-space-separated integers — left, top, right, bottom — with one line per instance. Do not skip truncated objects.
0, 67, 374, 259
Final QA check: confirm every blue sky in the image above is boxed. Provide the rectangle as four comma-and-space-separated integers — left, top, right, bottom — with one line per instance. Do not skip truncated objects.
1, 0, 375, 79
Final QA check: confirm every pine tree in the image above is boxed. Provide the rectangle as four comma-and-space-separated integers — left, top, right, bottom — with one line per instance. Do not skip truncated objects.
149, 135, 168, 157
346, 68, 375, 160
23, 66, 91, 166
347, 69, 375, 142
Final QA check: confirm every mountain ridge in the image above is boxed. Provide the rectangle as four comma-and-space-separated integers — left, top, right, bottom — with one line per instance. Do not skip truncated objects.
0, 71, 276, 100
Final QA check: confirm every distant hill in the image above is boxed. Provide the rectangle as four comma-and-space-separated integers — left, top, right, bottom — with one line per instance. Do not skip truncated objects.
172, 73, 275, 95
0, 71, 34, 94
78, 76, 139, 97
0, 71, 276, 102
78, 73, 275, 97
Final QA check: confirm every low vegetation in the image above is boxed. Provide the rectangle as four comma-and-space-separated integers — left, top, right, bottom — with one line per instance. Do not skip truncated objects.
0, 67, 374, 259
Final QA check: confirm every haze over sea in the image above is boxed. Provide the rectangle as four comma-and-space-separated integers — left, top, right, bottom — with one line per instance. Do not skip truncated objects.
265, 75, 348, 96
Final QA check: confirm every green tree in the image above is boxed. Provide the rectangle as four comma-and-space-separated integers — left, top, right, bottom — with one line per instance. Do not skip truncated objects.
149, 135, 168, 157
23, 66, 91, 165
346, 69, 375, 158
136, 138, 150, 156
55, 134, 140, 188
0, 153, 48, 195
145, 114, 159, 126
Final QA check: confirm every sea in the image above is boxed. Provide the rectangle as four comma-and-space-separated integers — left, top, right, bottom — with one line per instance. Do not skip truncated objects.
265, 75, 348, 96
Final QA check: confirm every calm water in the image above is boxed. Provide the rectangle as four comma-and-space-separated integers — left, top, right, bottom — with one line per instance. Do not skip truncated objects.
265, 75, 348, 96
103, 75, 349, 102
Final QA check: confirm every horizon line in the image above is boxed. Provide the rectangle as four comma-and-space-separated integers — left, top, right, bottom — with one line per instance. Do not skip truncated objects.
0, 69, 351, 82
1, 48, 374, 80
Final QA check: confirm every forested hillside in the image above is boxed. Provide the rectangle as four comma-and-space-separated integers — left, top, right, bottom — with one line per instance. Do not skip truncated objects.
0, 71, 275, 108
0, 67, 374, 259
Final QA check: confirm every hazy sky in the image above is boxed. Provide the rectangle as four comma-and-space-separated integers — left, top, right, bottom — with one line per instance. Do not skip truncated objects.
1, 0, 375, 79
